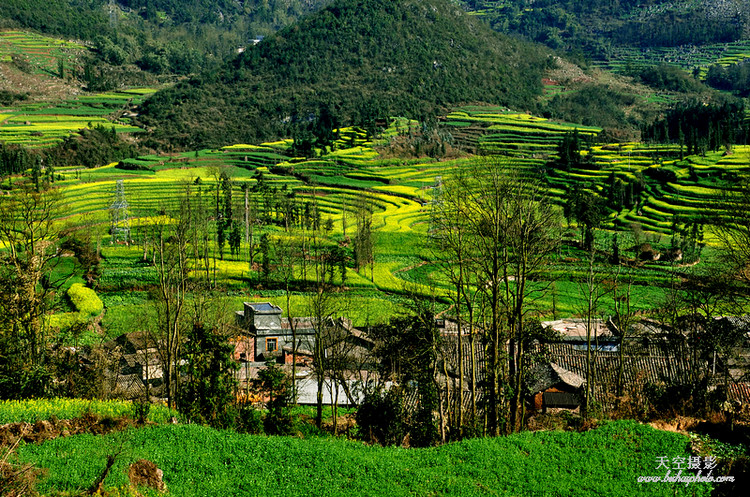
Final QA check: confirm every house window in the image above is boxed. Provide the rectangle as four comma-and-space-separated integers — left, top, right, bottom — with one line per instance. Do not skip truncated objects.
266, 338, 278, 352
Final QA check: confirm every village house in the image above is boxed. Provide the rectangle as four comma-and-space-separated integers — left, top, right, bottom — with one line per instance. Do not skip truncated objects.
528, 317, 750, 411
234, 302, 318, 363
101, 331, 165, 400
527, 363, 586, 412
93, 303, 374, 404
233, 302, 376, 405
438, 315, 750, 414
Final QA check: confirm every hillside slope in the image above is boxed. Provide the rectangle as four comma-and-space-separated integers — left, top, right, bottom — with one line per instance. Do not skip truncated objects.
138, 0, 549, 149
0, 1, 333, 84
459, 0, 750, 55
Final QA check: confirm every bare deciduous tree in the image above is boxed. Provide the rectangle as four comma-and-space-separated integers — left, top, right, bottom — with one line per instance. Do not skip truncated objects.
0, 185, 63, 396
437, 159, 560, 434
150, 186, 194, 408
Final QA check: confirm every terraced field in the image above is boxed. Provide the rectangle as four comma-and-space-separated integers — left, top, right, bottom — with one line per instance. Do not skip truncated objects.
49, 108, 746, 329
463, 2, 750, 80
0, 29, 85, 76
591, 40, 750, 79
438, 108, 750, 235
0, 88, 153, 147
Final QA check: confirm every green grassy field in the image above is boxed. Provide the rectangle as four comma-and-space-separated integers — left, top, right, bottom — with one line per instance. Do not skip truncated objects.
15, 420, 711, 496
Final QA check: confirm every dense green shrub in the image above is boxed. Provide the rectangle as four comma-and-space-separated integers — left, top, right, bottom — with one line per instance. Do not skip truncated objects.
254, 362, 295, 435
115, 161, 153, 172
0, 90, 29, 106
630, 64, 707, 93
177, 322, 238, 429
237, 405, 264, 435
356, 387, 408, 446
705, 60, 750, 97
547, 84, 635, 130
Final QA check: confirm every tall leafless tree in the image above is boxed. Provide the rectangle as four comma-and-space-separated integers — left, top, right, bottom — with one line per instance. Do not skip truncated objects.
0, 185, 63, 395
439, 159, 560, 434
150, 186, 195, 408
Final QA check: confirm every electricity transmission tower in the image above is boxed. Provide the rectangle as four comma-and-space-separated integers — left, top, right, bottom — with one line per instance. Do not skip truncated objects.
428, 176, 443, 234
110, 179, 130, 244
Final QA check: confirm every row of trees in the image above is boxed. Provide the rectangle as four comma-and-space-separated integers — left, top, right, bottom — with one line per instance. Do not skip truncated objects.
642, 98, 749, 155
130, 175, 377, 427
410, 157, 750, 439
430, 159, 561, 436
705, 60, 750, 97
0, 126, 140, 183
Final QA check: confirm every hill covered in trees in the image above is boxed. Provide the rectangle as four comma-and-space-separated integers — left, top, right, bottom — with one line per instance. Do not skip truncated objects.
0, 0, 332, 83
459, 0, 750, 55
138, 0, 550, 149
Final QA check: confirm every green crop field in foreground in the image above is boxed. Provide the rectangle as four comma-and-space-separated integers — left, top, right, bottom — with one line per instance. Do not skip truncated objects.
16, 420, 710, 496
0, 398, 178, 424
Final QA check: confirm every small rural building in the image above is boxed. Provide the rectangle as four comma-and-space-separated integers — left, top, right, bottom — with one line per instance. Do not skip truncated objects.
233, 302, 376, 404
530, 315, 750, 407
102, 331, 165, 400
527, 363, 585, 412
235, 302, 318, 362
234, 301, 373, 365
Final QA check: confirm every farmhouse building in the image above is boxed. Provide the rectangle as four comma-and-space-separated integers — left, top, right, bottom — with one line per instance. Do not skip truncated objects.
529, 316, 750, 408
440, 315, 750, 413
527, 363, 585, 412
233, 302, 376, 404
234, 302, 318, 362
101, 331, 165, 400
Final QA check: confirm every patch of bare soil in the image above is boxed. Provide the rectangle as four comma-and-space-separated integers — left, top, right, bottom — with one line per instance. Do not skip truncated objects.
546, 56, 591, 86
648, 415, 701, 434
0, 412, 142, 448
0, 444, 41, 497
128, 459, 167, 493
321, 413, 356, 435
0, 62, 82, 101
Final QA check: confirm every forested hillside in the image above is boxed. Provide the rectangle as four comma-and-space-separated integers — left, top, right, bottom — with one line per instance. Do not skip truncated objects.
459, 0, 750, 55
0, 0, 331, 84
138, 0, 549, 149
